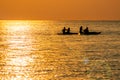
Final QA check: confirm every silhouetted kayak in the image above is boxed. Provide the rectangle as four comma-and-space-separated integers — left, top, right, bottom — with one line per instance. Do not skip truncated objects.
58, 32, 101, 35
57, 32, 78, 35
80, 32, 101, 35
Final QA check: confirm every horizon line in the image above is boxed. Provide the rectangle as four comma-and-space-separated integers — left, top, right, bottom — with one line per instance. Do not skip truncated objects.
0, 19, 120, 21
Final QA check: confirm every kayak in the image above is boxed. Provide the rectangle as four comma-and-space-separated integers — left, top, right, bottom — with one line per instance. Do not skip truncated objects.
57, 32, 78, 35
80, 32, 101, 35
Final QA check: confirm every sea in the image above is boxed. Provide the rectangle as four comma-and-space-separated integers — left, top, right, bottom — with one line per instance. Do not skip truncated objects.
0, 20, 120, 80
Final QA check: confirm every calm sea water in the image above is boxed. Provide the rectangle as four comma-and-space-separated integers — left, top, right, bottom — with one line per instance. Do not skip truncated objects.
0, 20, 120, 80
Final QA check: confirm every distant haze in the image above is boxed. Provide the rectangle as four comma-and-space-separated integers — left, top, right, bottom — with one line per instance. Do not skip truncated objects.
0, 0, 120, 20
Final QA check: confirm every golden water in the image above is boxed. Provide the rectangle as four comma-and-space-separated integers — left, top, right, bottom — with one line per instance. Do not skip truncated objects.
0, 20, 120, 80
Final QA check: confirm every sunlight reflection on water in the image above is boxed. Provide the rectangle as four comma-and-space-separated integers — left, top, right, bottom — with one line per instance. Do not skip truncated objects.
0, 21, 35, 80
0, 20, 119, 80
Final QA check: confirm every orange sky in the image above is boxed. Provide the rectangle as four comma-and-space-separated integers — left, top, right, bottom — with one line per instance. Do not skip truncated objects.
0, 0, 120, 20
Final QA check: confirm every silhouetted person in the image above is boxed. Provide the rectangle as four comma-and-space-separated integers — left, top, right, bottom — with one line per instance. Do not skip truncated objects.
62, 27, 66, 34
79, 26, 83, 33
84, 27, 89, 34
67, 27, 70, 33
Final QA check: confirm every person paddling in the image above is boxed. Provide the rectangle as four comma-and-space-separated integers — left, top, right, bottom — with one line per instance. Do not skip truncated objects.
79, 26, 83, 33
67, 27, 70, 33
84, 27, 89, 34
62, 27, 66, 34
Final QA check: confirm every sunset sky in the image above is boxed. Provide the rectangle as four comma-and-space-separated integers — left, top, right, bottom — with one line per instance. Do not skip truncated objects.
0, 0, 120, 20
